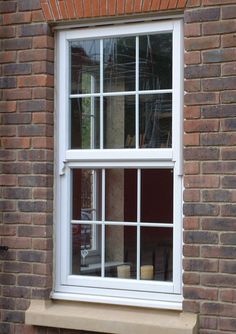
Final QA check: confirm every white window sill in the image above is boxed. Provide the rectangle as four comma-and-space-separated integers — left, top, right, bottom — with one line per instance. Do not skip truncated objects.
26, 299, 198, 334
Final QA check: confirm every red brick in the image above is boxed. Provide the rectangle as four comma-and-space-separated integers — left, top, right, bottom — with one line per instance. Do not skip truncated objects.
33, 36, 54, 49
160, 0, 169, 10
19, 49, 54, 62
184, 161, 200, 175
32, 10, 45, 22
183, 217, 200, 230
49, 0, 61, 19
220, 289, 236, 303
32, 137, 54, 149
185, 36, 220, 51
0, 51, 17, 64
0, 25, 16, 38
222, 5, 236, 19
58, 0, 68, 19
185, 64, 221, 79
184, 119, 219, 132
41, 1, 54, 21
184, 23, 201, 37
134, 0, 143, 12
222, 33, 236, 48
203, 20, 236, 35
183, 300, 200, 313
184, 287, 218, 301
18, 75, 53, 88
184, 133, 200, 146
219, 318, 236, 332
0, 175, 17, 186
74, 0, 83, 18
0, 1, 17, 14
201, 133, 236, 146
185, 92, 219, 105
117, 0, 125, 14
221, 90, 236, 104
200, 317, 218, 330
201, 245, 236, 259
3, 12, 32, 25
92, 0, 100, 16
142, 0, 151, 12
184, 79, 201, 92
83, 0, 92, 17
2, 138, 31, 149
0, 101, 16, 113
184, 106, 200, 119
183, 189, 200, 202
183, 272, 200, 285
202, 190, 232, 202
222, 62, 236, 76
202, 0, 236, 5
177, 0, 187, 8
168, 0, 178, 9
185, 175, 219, 188
66, 0, 76, 18
183, 244, 200, 257
184, 51, 201, 65
203, 77, 236, 91
184, 258, 218, 272
4, 237, 32, 249
185, 7, 220, 23
203, 48, 236, 63
184, 147, 219, 160
108, 0, 116, 15
32, 112, 53, 124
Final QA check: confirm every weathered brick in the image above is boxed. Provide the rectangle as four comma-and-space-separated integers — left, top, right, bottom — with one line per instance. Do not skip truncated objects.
184, 147, 219, 160
32, 61, 54, 75
185, 92, 219, 105
17, 275, 48, 287
184, 79, 201, 92
222, 204, 236, 216
184, 231, 218, 244
18, 225, 52, 238
184, 133, 200, 146
2, 310, 24, 324
17, 250, 48, 263
183, 272, 200, 285
3, 286, 30, 299
3, 63, 31, 76
202, 301, 236, 317
183, 244, 200, 257
220, 259, 236, 273
32, 163, 53, 174
33, 187, 53, 200
18, 200, 52, 212
185, 64, 221, 79
18, 124, 53, 137
184, 203, 219, 216
185, 119, 219, 132
3, 261, 31, 273
222, 33, 236, 48
0, 101, 16, 113
203, 20, 236, 35
183, 189, 200, 202
3, 88, 32, 100
219, 318, 236, 332
0, 225, 16, 236
32, 112, 53, 124
3, 37, 32, 50
2, 113, 31, 124
183, 217, 200, 230
202, 245, 236, 259
3, 12, 32, 25
20, 23, 51, 37
202, 161, 236, 174
2, 162, 31, 174
203, 48, 236, 63
184, 175, 219, 188
220, 233, 236, 246
222, 148, 236, 160
184, 23, 201, 37
184, 259, 218, 272
0, 125, 16, 137
32, 9, 45, 22
185, 36, 220, 51
203, 77, 236, 91
185, 8, 220, 23
18, 149, 53, 161
184, 106, 201, 119
3, 188, 31, 199
0, 1, 17, 14
19, 49, 54, 62
18, 75, 53, 88
202, 275, 236, 289
202, 190, 232, 202
18, 0, 41, 11
222, 176, 236, 189
18, 100, 47, 112
2, 138, 31, 149
182, 300, 200, 313
185, 51, 201, 65
0, 297, 15, 309
202, 104, 236, 118
3, 212, 31, 224
0, 175, 17, 186
0, 25, 16, 38
200, 316, 218, 330
220, 289, 236, 303
222, 62, 236, 76
184, 287, 218, 300
0, 200, 16, 212
32, 137, 53, 149
221, 90, 236, 103
0, 77, 16, 89
201, 133, 236, 146
0, 274, 16, 285
0, 50, 17, 63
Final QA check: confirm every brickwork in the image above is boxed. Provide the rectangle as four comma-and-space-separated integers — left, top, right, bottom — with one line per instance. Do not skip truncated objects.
183, 1, 236, 333
0, 0, 236, 334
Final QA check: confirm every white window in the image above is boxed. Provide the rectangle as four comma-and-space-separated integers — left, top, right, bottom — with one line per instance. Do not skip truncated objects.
54, 20, 183, 309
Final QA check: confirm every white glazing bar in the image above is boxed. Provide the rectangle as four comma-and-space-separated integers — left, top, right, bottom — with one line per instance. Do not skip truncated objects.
100, 39, 104, 149
137, 168, 141, 280
69, 89, 172, 99
101, 168, 105, 277
71, 220, 173, 227
135, 36, 139, 149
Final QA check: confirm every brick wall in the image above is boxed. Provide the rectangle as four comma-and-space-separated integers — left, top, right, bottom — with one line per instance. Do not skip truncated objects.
0, 0, 236, 334
183, 1, 236, 333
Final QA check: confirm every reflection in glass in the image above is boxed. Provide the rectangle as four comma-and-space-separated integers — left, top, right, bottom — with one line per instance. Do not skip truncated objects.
139, 94, 172, 148
70, 40, 100, 94
104, 37, 135, 92
70, 97, 100, 149
139, 34, 172, 90
71, 224, 101, 276
104, 95, 135, 149
72, 169, 101, 221
105, 225, 136, 279
141, 169, 173, 224
140, 227, 173, 281
105, 169, 137, 222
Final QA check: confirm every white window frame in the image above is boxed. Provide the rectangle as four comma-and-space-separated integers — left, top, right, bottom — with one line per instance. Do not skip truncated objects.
54, 19, 183, 310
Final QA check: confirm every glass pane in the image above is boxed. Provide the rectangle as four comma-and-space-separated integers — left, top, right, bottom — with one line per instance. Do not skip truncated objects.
70, 97, 100, 149
140, 227, 173, 281
139, 34, 172, 90
139, 94, 172, 148
72, 169, 102, 221
104, 37, 135, 92
141, 169, 173, 224
71, 224, 101, 276
105, 225, 136, 279
70, 40, 100, 94
104, 95, 135, 149
105, 169, 137, 222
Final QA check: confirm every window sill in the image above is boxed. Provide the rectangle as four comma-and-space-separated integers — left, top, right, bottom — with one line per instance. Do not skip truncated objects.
26, 299, 198, 334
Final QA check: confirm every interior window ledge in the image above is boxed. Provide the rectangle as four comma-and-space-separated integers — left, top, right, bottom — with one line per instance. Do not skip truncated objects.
26, 299, 198, 334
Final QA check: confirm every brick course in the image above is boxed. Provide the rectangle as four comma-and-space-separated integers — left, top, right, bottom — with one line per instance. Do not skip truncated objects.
1, 0, 236, 334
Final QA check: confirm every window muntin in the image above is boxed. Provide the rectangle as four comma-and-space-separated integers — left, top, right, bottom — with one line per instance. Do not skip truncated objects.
56, 20, 183, 308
